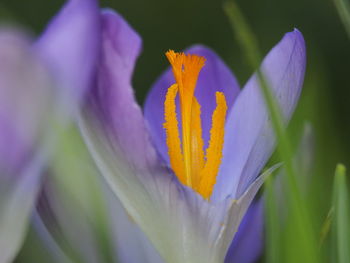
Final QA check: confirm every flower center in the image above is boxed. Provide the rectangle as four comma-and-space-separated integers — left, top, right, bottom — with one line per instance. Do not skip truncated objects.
163, 50, 227, 200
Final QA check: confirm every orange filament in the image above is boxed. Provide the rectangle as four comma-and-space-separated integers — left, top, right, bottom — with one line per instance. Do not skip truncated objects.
163, 50, 227, 200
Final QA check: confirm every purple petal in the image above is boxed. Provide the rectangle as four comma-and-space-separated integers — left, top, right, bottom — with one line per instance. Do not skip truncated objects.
87, 9, 158, 170
212, 29, 306, 201
0, 31, 52, 173
144, 45, 240, 164
0, 29, 54, 263
105, 186, 164, 263
35, 0, 100, 106
225, 199, 264, 263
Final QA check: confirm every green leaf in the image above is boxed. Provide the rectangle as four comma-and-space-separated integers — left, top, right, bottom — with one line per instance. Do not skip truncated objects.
334, 0, 350, 39
320, 207, 334, 246
265, 176, 281, 263
332, 164, 350, 263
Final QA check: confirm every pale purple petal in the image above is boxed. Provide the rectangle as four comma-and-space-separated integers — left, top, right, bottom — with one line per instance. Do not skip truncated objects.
216, 164, 278, 263
0, 31, 54, 174
35, 0, 100, 107
105, 185, 164, 263
86, 9, 158, 171
0, 29, 54, 263
212, 29, 306, 201
144, 45, 240, 164
225, 199, 264, 263
0, 156, 45, 263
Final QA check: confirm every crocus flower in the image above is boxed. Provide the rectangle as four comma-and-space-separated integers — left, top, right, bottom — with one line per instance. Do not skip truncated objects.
79, 8, 306, 263
34, 127, 263, 263
0, 0, 100, 261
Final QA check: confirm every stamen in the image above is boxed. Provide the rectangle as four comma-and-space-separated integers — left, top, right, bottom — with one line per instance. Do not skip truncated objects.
165, 51, 184, 86
198, 92, 227, 199
165, 50, 205, 186
190, 97, 205, 187
163, 84, 186, 184
164, 50, 227, 200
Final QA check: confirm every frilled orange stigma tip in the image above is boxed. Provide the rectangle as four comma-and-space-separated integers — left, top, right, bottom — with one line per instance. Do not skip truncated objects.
163, 50, 227, 200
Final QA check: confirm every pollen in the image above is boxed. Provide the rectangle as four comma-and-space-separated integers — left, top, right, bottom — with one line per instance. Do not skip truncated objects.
163, 50, 227, 200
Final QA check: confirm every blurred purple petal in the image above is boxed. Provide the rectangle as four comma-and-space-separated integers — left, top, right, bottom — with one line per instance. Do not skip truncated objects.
144, 45, 240, 164
0, 31, 54, 174
35, 0, 100, 107
225, 199, 264, 263
213, 29, 306, 201
86, 9, 158, 170
0, 29, 54, 263
0, 1, 101, 261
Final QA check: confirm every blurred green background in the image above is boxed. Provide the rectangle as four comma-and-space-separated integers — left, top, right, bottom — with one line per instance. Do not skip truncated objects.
0, 0, 349, 262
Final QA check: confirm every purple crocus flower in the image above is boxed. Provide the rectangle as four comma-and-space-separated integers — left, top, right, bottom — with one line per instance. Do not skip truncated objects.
79, 8, 306, 263
0, 0, 100, 261
36, 160, 262, 263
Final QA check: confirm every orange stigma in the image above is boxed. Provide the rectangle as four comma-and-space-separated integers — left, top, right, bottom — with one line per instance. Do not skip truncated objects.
163, 50, 227, 200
